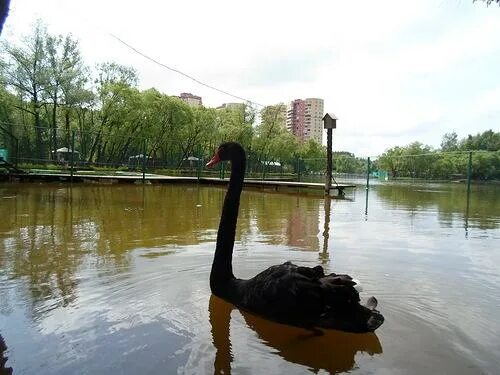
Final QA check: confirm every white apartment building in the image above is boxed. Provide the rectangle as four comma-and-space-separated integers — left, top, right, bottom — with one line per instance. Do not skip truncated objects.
304, 98, 324, 144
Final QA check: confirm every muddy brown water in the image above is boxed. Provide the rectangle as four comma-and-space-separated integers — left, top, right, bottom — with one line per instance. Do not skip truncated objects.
0, 182, 499, 374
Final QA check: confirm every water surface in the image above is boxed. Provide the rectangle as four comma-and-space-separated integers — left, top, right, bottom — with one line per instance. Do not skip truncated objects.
0, 182, 499, 374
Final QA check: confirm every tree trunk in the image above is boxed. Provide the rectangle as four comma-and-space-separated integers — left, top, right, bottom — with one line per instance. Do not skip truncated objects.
98, 140, 108, 164
77, 108, 86, 157
88, 131, 100, 163
32, 89, 44, 161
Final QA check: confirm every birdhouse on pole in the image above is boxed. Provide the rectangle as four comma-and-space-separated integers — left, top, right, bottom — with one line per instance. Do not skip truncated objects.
323, 113, 338, 129
323, 112, 337, 195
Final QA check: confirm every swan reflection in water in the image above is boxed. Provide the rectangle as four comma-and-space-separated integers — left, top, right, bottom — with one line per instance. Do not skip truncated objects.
209, 295, 383, 374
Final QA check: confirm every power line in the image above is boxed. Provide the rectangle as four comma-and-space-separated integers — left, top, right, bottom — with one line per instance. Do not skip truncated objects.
50, 0, 267, 108
106, 33, 265, 108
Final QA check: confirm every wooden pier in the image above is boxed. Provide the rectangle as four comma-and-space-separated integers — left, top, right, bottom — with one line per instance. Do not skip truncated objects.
3, 170, 356, 195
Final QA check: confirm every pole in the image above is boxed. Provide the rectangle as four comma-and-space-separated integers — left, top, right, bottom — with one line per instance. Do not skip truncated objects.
466, 151, 472, 199
15, 137, 19, 168
197, 146, 202, 181
296, 158, 300, 182
365, 157, 371, 215
325, 128, 333, 194
465, 151, 472, 231
142, 139, 146, 184
70, 131, 75, 184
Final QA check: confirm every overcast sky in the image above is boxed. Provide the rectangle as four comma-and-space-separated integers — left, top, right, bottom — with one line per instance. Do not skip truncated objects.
2, 0, 500, 156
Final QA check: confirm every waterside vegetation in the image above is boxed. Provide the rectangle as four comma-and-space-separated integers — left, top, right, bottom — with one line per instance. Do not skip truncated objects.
0, 22, 498, 180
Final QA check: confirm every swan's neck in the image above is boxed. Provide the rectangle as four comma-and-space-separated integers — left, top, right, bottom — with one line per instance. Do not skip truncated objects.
210, 156, 245, 292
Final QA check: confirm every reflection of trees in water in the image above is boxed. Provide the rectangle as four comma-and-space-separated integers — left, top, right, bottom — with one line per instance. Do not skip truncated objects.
374, 184, 500, 230
1, 185, 326, 255
0, 186, 133, 319
1, 188, 81, 318
209, 295, 382, 374
0, 184, 327, 319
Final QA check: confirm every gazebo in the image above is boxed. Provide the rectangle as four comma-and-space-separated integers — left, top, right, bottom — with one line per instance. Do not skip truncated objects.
51, 147, 80, 163
183, 156, 200, 168
128, 154, 153, 168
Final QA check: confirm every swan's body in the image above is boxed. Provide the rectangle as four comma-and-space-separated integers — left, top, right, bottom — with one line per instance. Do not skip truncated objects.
207, 142, 384, 333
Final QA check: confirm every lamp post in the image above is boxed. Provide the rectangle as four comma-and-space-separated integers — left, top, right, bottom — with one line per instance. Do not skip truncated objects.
322, 113, 337, 195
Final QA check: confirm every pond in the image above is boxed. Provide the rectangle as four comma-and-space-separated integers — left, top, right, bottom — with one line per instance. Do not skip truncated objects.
0, 182, 499, 374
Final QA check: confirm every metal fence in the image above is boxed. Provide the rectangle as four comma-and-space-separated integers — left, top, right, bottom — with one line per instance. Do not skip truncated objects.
1, 124, 498, 184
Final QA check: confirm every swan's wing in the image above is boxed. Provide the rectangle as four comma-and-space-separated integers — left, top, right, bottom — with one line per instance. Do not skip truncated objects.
319, 273, 361, 309
238, 263, 330, 323
236, 262, 383, 332
365, 296, 378, 310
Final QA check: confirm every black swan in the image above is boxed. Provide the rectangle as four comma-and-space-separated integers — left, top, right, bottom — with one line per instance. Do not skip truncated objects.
206, 142, 384, 333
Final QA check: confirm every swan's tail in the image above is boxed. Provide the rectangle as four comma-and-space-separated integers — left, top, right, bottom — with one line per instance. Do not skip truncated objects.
364, 297, 384, 331
352, 278, 363, 292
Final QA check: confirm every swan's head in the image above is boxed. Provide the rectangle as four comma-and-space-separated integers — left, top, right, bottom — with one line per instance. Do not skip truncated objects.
206, 142, 245, 169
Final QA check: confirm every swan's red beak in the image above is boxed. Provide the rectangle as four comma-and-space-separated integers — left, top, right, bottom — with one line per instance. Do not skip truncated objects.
206, 152, 221, 169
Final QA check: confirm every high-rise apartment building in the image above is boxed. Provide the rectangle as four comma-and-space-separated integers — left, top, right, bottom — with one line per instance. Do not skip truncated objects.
304, 98, 324, 144
286, 98, 324, 144
179, 92, 202, 107
286, 99, 305, 140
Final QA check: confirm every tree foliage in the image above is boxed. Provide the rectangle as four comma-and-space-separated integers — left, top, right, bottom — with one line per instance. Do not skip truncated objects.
378, 133, 500, 180
0, 23, 310, 171
441, 132, 458, 151
1, 21, 498, 182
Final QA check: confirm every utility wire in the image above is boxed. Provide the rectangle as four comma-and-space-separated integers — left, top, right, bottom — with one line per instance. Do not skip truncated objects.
51, 0, 266, 108
108, 33, 265, 108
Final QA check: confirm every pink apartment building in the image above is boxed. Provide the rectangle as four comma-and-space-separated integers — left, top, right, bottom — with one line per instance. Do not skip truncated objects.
286, 98, 324, 144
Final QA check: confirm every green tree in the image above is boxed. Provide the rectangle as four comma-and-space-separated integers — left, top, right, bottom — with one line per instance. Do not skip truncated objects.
334, 154, 365, 173
87, 62, 138, 162
441, 131, 458, 151
252, 104, 296, 172
378, 146, 404, 177
45, 32, 86, 152
0, 86, 18, 155
1, 20, 49, 159
216, 104, 254, 150
471, 151, 500, 180
460, 130, 500, 151
298, 139, 326, 173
